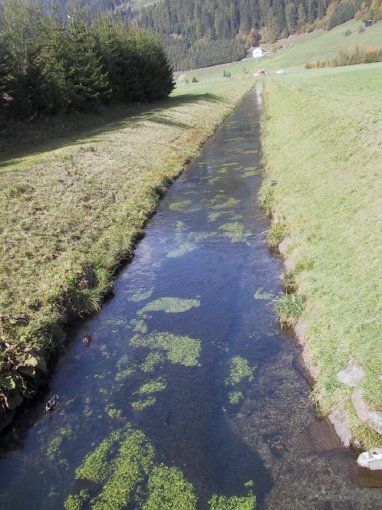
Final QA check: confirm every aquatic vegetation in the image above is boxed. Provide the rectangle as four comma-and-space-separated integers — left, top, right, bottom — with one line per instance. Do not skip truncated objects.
130, 319, 149, 334
168, 221, 213, 257
243, 167, 260, 178
208, 211, 226, 222
64, 490, 89, 510
75, 430, 123, 484
106, 405, 123, 419
135, 377, 167, 395
229, 391, 244, 405
128, 287, 154, 303
219, 222, 251, 243
169, 200, 192, 211
209, 493, 256, 510
226, 357, 255, 386
139, 297, 200, 315
46, 425, 73, 468
253, 288, 274, 300
131, 332, 201, 367
131, 397, 157, 411
140, 352, 165, 373
142, 465, 197, 510
115, 368, 135, 382
211, 198, 239, 210
92, 430, 155, 510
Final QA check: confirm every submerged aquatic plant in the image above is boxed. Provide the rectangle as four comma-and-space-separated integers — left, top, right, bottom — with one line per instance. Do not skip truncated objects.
243, 167, 260, 178
130, 319, 149, 334
128, 287, 154, 303
131, 332, 201, 367
228, 391, 243, 405
209, 493, 256, 510
226, 357, 255, 386
131, 396, 157, 411
253, 288, 274, 300
64, 490, 89, 510
169, 200, 192, 211
135, 377, 167, 396
219, 222, 251, 243
211, 198, 240, 210
139, 297, 200, 315
142, 465, 197, 510
140, 352, 165, 373
168, 221, 213, 257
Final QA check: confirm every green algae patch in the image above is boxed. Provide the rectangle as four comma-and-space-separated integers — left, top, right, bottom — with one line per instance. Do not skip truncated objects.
75, 430, 123, 484
142, 465, 197, 510
253, 288, 274, 300
135, 377, 167, 396
219, 222, 251, 243
169, 200, 192, 211
131, 332, 201, 367
211, 198, 240, 210
128, 287, 155, 303
243, 167, 260, 178
64, 490, 89, 510
46, 425, 74, 469
208, 211, 226, 222
168, 221, 213, 257
226, 357, 255, 386
228, 391, 244, 405
130, 319, 149, 334
140, 352, 165, 373
139, 297, 200, 315
131, 396, 157, 411
209, 493, 256, 510
92, 430, 155, 510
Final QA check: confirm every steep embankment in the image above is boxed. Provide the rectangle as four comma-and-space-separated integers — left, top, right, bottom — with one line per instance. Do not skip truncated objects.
261, 63, 382, 447
0, 73, 254, 427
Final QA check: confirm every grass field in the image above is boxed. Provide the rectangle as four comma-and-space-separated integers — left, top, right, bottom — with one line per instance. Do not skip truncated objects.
260, 20, 382, 71
261, 62, 382, 447
0, 68, 255, 413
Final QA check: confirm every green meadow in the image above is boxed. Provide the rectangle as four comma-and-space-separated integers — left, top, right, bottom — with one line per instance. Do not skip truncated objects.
261, 61, 382, 446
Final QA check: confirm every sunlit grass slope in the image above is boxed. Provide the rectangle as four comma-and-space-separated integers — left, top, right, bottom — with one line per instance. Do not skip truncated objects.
0, 69, 254, 410
261, 20, 382, 71
262, 63, 382, 446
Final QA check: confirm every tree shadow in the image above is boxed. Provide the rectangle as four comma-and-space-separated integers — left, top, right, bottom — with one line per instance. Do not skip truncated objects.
0, 93, 224, 171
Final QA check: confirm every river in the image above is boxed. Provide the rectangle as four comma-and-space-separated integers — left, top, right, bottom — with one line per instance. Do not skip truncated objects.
0, 88, 381, 509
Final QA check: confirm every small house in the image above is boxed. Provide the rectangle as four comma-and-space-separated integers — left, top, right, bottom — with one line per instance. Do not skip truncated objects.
253, 47, 266, 59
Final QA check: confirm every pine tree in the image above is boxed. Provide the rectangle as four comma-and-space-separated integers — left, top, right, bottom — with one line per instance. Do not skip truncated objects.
286, 2, 298, 33
297, 1, 307, 29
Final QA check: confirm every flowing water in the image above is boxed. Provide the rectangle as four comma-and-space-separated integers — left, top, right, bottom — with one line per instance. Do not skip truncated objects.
0, 89, 381, 510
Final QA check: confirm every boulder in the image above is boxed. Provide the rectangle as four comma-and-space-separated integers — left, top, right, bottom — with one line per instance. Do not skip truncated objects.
337, 363, 364, 388
357, 448, 382, 471
328, 409, 351, 447
352, 391, 382, 435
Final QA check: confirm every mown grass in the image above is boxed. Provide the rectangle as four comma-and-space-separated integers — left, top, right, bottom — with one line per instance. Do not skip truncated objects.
261, 20, 382, 71
261, 62, 382, 446
0, 68, 255, 414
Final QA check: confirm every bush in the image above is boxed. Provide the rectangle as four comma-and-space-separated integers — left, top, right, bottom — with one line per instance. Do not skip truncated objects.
359, 25, 365, 33
344, 29, 352, 36
191, 76, 198, 83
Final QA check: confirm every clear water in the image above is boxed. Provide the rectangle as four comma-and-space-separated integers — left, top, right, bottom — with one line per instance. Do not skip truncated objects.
0, 89, 381, 509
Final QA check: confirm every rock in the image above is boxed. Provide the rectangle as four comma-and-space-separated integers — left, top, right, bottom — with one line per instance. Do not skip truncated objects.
357, 448, 382, 471
82, 334, 92, 346
284, 257, 294, 272
278, 236, 292, 256
352, 391, 382, 435
337, 363, 364, 388
328, 409, 351, 447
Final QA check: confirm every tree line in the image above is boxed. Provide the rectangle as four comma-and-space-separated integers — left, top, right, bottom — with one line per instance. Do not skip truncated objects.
0, 0, 174, 126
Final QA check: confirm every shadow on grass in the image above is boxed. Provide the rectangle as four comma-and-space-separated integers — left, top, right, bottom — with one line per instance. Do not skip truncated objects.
0, 93, 224, 171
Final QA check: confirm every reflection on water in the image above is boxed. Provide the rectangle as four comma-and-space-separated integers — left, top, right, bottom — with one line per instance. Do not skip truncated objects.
0, 91, 381, 510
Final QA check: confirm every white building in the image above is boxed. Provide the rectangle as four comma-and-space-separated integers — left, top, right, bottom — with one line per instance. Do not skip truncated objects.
253, 47, 266, 58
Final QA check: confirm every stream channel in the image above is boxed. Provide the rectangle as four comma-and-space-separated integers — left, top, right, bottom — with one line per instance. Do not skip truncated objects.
0, 88, 381, 510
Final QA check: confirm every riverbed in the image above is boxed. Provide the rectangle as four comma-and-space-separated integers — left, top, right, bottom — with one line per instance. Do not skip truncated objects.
0, 88, 381, 509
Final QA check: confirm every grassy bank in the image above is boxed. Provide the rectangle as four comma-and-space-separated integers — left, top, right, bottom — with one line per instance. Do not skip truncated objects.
261, 63, 382, 446
0, 70, 254, 418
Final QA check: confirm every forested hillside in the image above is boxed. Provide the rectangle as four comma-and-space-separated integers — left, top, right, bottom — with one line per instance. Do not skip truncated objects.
138, 0, 371, 69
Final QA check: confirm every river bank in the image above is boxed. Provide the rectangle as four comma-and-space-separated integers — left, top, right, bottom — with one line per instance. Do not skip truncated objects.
0, 73, 254, 429
260, 63, 382, 448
